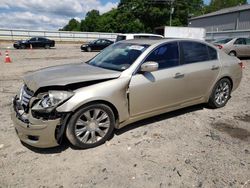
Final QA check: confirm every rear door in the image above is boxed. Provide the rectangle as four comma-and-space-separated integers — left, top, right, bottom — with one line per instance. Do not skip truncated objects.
178, 41, 220, 100
246, 38, 250, 56
234, 38, 247, 56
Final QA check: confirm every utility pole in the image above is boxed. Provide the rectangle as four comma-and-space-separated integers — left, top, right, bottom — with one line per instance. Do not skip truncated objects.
169, 0, 175, 26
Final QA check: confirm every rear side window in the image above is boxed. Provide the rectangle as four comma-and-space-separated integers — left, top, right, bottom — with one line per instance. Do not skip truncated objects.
246, 38, 250, 45
145, 42, 179, 69
180, 42, 210, 64
234, 38, 246, 45
134, 35, 162, 40
116, 35, 126, 42
207, 46, 218, 60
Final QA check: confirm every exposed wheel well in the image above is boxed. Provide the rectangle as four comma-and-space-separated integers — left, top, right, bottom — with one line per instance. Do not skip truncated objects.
229, 50, 237, 56
221, 76, 233, 89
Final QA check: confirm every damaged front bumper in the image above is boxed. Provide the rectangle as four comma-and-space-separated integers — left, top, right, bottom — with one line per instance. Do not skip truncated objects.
11, 96, 69, 148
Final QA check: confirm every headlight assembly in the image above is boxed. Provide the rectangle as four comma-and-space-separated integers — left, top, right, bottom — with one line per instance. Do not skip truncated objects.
32, 90, 74, 112
40, 90, 74, 108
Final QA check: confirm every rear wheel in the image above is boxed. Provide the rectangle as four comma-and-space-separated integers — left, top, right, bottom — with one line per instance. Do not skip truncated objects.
44, 44, 50, 49
66, 104, 115, 149
229, 51, 236, 57
208, 78, 232, 108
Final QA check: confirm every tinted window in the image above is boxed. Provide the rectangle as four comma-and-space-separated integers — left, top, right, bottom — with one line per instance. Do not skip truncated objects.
116, 35, 126, 42
234, 38, 246, 45
214, 38, 232, 44
181, 42, 210, 64
38, 38, 46, 41
145, 42, 179, 69
134, 35, 162, 40
29, 38, 37, 41
207, 46, 218, 60
246, 38, 250, 45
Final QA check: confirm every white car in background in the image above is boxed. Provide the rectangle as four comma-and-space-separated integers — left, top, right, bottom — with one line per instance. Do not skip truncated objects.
116, 33, 163, 42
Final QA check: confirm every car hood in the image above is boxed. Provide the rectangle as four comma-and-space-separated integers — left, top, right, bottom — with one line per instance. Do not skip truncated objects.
24, 63, 121, 92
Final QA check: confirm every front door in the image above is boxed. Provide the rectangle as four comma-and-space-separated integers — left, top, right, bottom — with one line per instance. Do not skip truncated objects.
129, 42, 185, 117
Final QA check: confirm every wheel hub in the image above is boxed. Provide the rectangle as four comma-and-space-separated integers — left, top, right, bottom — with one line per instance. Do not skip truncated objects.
88, 121, 98, 131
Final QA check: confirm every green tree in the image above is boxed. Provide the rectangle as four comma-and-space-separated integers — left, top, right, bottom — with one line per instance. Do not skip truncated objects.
62, 18, 80, 31
61, 0, 205, 33
205, 0, 247, 13
80, 10, 100, 32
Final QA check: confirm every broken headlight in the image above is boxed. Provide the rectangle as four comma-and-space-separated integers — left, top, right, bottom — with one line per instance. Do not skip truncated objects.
40, 90, 74, 108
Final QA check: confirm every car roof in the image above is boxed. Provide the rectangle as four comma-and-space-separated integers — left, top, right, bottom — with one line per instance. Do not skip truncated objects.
119, 38, 207, 46
118, 33, 163, 37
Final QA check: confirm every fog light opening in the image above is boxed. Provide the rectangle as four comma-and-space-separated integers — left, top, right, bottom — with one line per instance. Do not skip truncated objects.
27, 135, 39, 141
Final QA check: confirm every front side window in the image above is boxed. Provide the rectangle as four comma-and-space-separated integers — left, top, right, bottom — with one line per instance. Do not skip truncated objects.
88, 43, 148, 71
29, 38, 37, 41
144, 42, 179, 69
180, 41, 210, 64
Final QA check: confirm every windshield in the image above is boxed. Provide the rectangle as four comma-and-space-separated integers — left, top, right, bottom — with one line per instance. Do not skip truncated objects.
89, 40, 98, 44
88, 43, 149, 71
214, 38, 233, 44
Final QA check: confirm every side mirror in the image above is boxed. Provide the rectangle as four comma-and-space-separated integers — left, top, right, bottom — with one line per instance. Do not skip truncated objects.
140, 61, 159, 72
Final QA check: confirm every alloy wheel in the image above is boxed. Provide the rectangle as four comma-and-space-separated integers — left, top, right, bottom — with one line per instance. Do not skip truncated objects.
74, 108, 110, 144
214, 81, 230, 105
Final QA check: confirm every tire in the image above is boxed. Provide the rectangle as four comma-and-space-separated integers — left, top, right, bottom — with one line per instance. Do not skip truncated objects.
208, 78, 232, 108
20, 44, 26, 49
229, 51, 236, 57
87, 47, 92, 52
44, 44, 50, 49
66, 104, 115, 149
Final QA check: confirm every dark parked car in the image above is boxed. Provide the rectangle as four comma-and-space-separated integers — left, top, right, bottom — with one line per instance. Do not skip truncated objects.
13, 37, 55, 49
81, 39, 114, 52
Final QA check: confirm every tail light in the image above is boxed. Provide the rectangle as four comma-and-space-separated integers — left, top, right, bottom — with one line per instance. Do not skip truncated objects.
239, 62, 245, 69
216, 45, 223, 49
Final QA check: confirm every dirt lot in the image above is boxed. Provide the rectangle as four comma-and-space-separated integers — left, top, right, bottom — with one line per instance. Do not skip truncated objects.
0, 43, 249, 188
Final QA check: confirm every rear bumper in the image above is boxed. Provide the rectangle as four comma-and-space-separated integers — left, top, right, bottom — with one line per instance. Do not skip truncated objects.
11, 98, 61, 148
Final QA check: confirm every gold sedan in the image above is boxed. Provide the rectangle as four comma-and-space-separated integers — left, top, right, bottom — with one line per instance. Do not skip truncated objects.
11, 39, 243, 148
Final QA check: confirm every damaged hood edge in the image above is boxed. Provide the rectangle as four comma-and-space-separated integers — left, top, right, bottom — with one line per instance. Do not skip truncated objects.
23, 63, 121, 92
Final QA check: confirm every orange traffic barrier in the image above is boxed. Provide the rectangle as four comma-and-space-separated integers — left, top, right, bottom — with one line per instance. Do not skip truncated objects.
5, 50, 11, 63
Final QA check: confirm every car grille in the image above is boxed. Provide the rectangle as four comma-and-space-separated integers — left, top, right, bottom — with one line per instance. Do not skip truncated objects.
19, 85, 34, 111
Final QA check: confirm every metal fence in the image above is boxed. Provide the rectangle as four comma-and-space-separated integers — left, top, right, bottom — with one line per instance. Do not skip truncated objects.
0, 28, 118, 42
206, 29, 250, 41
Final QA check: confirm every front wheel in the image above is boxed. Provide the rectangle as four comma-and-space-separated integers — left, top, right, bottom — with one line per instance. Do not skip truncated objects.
208, 78, 232, 108
44, 44, 50, 49
66, 104, 115, 149
86, 47, 92, 52
20, 44, 26, 49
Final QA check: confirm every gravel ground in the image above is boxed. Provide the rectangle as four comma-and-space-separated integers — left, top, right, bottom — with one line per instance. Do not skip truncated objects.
0, 43, 249, 188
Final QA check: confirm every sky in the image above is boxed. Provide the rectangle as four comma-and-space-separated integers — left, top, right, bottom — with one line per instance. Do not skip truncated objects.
0, 0, 249, 30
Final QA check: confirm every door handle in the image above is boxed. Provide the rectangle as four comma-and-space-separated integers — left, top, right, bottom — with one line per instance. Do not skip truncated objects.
211, 65, 219, 70
174, 72, 185, 79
